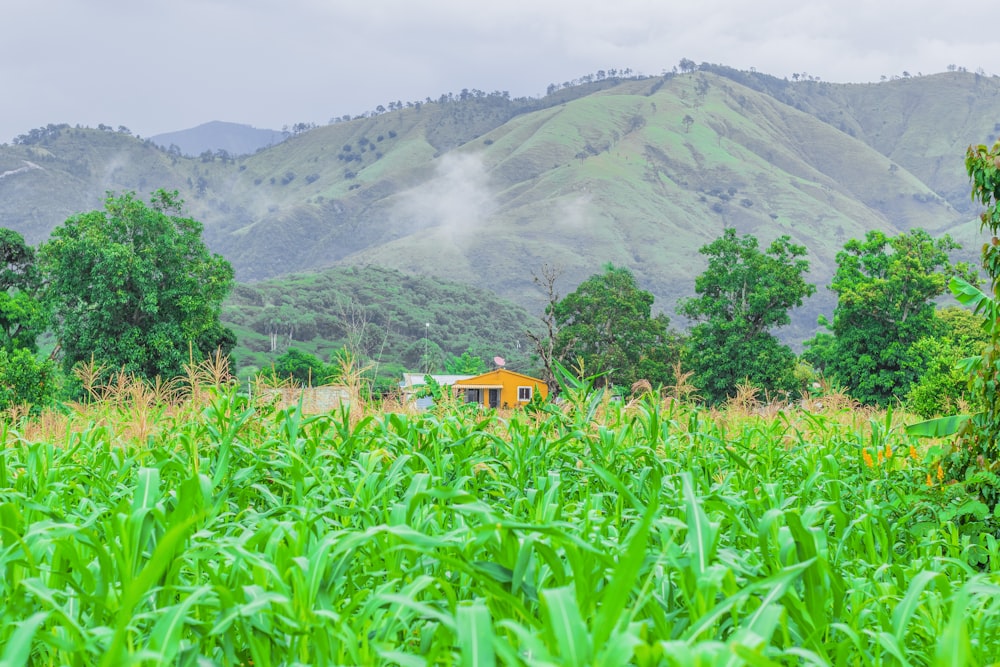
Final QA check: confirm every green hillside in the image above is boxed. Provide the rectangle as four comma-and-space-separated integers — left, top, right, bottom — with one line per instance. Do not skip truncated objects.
2, 68, 995, 342
222, 265, 538, 383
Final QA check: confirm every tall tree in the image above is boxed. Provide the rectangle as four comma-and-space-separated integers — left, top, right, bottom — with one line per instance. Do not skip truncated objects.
679, 229, 814, 404
811, 229, 972, 405
39, 190, 235, 380
552, 264, 677, 388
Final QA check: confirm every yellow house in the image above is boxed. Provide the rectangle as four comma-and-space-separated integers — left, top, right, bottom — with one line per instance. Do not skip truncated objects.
452, 369, 548, 408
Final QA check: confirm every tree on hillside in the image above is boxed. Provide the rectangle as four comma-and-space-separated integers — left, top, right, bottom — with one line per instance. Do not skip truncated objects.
679, 229, 814, 404
40, 190, 235, 381
808, 229, 972, 405
552, 264, 678, 389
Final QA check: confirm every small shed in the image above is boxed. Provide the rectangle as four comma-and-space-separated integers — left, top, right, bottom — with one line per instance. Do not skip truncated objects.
452, 369, 548, 408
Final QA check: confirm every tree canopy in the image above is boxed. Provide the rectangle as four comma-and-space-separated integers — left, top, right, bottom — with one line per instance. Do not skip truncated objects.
552, 264, 677, 388
39, 190, 235, 381
0, 228, 47, 353
679, 229, 814, 403
809, 229, 971, 405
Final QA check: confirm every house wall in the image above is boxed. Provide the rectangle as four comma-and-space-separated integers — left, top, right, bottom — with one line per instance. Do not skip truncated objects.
455, 370, 548, 407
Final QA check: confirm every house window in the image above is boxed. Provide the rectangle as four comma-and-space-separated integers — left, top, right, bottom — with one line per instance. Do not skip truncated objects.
517, 386, 532, 402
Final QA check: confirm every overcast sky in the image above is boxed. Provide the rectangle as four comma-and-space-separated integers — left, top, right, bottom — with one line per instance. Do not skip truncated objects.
2, 0, 996, 143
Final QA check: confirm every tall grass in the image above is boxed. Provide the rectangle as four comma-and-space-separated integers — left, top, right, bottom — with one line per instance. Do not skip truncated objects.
0, 376, 996, 665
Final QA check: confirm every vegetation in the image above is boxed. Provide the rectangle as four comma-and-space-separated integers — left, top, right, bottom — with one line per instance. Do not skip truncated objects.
222, 266, 536, 388
808, 230, 971, 406
552, 264, 677, 388
2, 69, 997, 337
39, 190, 235, 382
679, 229, 813, 404
1, 366, 997, 664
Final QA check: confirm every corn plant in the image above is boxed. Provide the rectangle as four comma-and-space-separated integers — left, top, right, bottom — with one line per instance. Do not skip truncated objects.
0, 380, 998, 665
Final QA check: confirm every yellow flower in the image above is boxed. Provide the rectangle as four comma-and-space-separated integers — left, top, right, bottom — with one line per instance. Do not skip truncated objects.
937, 463, 945, 481
863, 449, 874, 468
885, 443, 892, 459
926, 472, 933, 487
909, 445, 919, 461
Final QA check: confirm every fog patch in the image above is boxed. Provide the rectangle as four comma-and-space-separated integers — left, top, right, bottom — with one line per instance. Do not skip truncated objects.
555, 193, 593, 229
100, 153, 131, 192
393, 153, 497, 242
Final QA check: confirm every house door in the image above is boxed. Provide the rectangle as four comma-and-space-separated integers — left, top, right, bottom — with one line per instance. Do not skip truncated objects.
488, 388, 500, 408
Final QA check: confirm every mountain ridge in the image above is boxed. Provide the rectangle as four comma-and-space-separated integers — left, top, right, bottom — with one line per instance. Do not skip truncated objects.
1, 67, 995, 342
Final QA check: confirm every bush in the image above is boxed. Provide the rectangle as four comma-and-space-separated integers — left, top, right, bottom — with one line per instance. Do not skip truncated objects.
0, 348, 58, 413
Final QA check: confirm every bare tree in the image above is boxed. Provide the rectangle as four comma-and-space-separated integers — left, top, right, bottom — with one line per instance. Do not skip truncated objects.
525, 264, 563, 394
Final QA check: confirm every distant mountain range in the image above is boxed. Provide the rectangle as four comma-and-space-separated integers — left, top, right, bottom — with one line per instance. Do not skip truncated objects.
2, 66, 998, 343
149, 121, 289, 157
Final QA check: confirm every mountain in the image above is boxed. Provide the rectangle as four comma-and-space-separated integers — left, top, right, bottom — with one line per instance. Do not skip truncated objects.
2, 68, 997, 342
149, 121, 289, 157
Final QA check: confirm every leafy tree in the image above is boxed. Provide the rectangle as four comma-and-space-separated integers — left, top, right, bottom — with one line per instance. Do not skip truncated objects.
679, 229, 814, 404
445, 350, 487, 375
812, 229, 971, 405
0, 229, 47, 352
268, 348, 333, 386
39, 190, 235, 381
0, 347, 57, 413
906, 306, 988, 417
0, 230, 54, 411
553, 264, 677, 388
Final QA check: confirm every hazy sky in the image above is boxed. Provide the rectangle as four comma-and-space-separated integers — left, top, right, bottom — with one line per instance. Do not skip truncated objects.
2, 0, 995, 142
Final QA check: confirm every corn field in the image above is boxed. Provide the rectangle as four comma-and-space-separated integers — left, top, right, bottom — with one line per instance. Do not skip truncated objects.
1, 383, 999, 666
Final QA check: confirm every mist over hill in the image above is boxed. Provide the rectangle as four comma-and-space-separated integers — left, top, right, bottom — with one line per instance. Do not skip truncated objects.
1, 66, 996, 343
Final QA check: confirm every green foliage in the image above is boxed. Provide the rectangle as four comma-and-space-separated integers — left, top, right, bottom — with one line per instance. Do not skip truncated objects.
905, 307, 988, 417
815, 229, 970, 405
553, 264, 678, 388
4, 388, 1000, 662
941, 143, 1000, 516
445, 349, 488, 374
266, 347, 334, 386
0, 347, 57, 412
0, 228, 47, 353
39, 191, 235, 381
223, 266, 536, 383
679, 229, 814, 403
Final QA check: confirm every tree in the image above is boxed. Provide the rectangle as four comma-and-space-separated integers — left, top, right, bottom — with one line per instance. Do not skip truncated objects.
906, 306, 988, 417
812, 229, 971, 405
552, 264, 678, 389
268, 348, 332, 386
445, 350, 487, 375
39, 190, 235, 381
679, 229, 814, 404
526, 264, 563, 393
0, 229, 55, 412
0, 228, 47, 352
